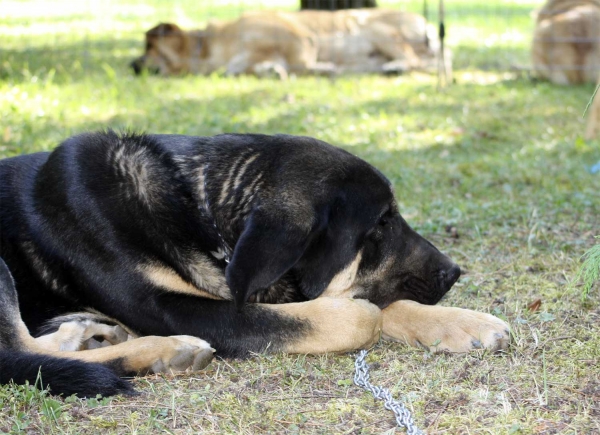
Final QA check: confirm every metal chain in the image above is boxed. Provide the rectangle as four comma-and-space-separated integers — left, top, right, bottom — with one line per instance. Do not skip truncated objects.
354, 350, 424, 435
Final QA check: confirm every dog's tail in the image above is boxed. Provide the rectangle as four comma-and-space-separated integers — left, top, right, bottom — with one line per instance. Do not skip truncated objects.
0, 257, 134, 397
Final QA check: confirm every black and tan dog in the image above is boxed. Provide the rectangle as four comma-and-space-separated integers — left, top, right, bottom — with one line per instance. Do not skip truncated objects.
0, 131, 509, 397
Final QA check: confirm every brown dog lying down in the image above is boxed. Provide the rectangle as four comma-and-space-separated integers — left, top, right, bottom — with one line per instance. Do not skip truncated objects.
131, 9, 451, 79
532, 0, 600, 84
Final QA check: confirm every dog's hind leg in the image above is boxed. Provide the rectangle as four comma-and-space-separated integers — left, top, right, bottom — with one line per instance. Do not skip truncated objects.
25, 322, 215, 376
0, 258, 214, 396
226, 52, 291, 80
34, 319, 132, 351
36, 312, 136, 351
28, 315, 215, 375
0, 258, 133, 396
35, 315, 215, 374
362, 22, 421, 72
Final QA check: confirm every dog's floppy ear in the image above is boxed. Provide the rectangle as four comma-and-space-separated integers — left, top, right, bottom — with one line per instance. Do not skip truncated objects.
292, 194, 370, 300
225, 207, 317, 310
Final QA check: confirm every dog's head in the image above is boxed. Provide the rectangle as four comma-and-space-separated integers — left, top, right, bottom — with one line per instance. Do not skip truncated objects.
213, 135, 460, 310
130, 23, 190, 76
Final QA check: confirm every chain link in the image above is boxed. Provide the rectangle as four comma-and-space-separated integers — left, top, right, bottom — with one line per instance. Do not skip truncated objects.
354, 350, 424, 435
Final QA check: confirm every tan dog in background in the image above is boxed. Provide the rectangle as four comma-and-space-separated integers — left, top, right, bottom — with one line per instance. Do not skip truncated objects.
532, 0, 600, 84
131, 9, 449, 79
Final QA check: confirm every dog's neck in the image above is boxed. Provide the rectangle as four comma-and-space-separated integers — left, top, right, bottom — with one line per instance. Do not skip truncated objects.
175, 151, 235, 264
200, 160, 233, 264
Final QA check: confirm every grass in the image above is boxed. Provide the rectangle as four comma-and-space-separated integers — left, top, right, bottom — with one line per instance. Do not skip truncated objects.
1, 0, 599, 433
571, 237, 600, 301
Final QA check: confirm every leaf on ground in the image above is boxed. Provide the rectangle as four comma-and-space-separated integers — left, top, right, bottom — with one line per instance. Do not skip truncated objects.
527, 298, 542, 312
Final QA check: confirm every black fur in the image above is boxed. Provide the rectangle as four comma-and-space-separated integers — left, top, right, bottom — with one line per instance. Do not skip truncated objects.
1, 131, 461, 395
0, 351, 134, 397
0, 257, 133, 397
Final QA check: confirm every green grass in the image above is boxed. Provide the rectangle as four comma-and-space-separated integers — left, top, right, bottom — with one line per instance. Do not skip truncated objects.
571, 237, 600, 300
1, 0, 599, 434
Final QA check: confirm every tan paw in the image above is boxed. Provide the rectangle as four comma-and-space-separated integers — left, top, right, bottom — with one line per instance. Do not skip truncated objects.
67, 335, 215, 375
382, 301, 510, 353
79, 324, 134, 349
149, 336, 215, 374
35, 320, 121, 352
419, 309, 510, 353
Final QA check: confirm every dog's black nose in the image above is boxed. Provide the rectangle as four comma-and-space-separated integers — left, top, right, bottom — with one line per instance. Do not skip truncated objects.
445, 265, 461, 287
130, 59, 142, 75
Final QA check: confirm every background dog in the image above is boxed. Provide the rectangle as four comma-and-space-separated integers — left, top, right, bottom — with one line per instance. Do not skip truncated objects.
130, 9, 449, 79
0, 131, 508, 396
532, 0, 600, 84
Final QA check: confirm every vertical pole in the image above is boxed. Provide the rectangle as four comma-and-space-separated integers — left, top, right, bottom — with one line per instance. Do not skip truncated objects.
437, 0, 447, 89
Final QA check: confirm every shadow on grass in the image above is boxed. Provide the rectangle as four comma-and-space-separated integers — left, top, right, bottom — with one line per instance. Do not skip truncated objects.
2, 38, 143, 84
452, 45, 531, 70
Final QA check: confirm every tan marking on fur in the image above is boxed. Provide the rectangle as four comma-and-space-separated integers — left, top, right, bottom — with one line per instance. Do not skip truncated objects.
196, 163, 207, 203
187, 257, 232, 299
320, 251, 362, 298
361, 256, 394, 288
141, 265, 224, 300
219, 155, 247, 205
112, 145, 155, 203
382, 300, 510, 353
240, 172, 263, 213
14, 319, 40, 352
218, 171, 232, 205
268, 297, 382, 354
233, 153, 259, 189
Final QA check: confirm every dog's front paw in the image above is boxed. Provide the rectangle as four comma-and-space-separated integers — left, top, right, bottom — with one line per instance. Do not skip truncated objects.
423, 309, 510, 353
382, 300, 510, 353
